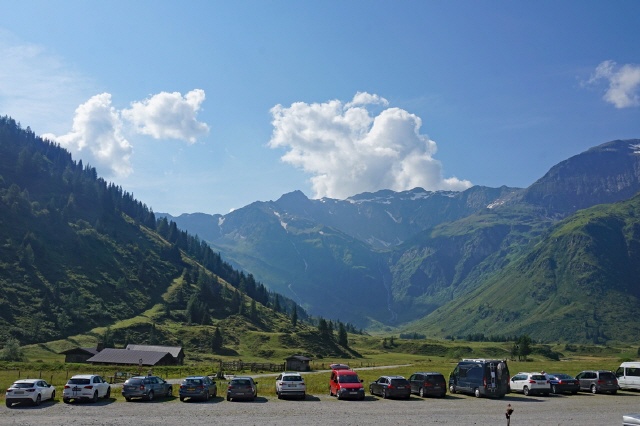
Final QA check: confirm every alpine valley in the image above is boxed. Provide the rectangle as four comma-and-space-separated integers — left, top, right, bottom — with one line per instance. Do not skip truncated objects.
161, 139, 640, 344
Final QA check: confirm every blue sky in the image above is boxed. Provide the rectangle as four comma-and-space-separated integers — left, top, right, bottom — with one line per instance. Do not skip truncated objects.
1, 0, 639, 215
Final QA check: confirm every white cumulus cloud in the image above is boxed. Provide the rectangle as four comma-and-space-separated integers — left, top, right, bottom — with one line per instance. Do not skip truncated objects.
43, 93, 133, 177
589, 60, 640, 108
269, 92, 472, 199
122, 89, 209, 143
43, 89, 209, 178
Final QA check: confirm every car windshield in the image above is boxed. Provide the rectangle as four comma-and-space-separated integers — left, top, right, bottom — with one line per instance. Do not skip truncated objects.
282, 376, 302, 382
338, 375, 360, 383
231, 379, 251, 386
12, 382, 35, 388
183, 379, 203, 385
391, 379, 409, 386
68, 378, 91, 385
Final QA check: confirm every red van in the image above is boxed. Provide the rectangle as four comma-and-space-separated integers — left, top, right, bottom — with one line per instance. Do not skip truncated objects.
329, 367, 365, 400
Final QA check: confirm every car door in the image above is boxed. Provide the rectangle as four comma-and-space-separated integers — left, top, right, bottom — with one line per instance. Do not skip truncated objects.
510, 374, 524, 393
409, 374, 419, 394
94, 376, 108, 397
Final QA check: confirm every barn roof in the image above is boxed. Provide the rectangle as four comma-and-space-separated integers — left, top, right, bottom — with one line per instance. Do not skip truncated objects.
125, 344, 183, 358
86, 348, 176, 366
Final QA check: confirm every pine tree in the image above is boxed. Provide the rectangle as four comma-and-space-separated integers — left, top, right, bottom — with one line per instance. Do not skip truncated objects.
338, 322, 348, 347
291, 305, 298, 328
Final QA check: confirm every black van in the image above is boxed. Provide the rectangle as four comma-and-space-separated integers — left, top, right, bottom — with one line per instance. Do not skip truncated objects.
448, 359, 510, 398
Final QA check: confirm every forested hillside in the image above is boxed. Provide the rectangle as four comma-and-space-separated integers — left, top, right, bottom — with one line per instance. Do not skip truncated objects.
0, 116, 362, 357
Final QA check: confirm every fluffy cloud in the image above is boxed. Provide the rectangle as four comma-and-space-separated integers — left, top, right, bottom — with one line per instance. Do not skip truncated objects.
43, 93, 133, 177
44, 89, 209, 178
269, 92, 472, 199
589, 60, 640, 108
122, 89, 209, 143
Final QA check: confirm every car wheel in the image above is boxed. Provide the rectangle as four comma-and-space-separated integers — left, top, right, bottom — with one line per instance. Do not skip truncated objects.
449, 384, 456, 394
51, 390, 56, 401
5, 400, 12, 408
474, 388, 481, 398
277, 391, 282, 400
180, 396, 185, 402
125, 397, 132, 402
167, 386, 173, 397
105, 387, 111, 399
611, 390, 617, 395
591, 385, 597, 394
382, 388, 388, 399
419, 387, 426, 398
148, 390, 154, 401
552, 385, 558, 394
204, 391, 209, 401
523, 386, 530, 396
300, 393, 306, 400
92, 391, 99, 403
63, 398, 70, 404
571, 390, 578, 395
226, 395, 231, 401
34, 394, 41, 406
212, 388, 217, 398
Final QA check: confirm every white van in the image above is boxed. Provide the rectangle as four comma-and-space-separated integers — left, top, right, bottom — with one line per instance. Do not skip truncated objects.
616, 362, 640, 390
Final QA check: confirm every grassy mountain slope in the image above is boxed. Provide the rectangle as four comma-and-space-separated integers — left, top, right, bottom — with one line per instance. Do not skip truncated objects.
408, 193, 640, 343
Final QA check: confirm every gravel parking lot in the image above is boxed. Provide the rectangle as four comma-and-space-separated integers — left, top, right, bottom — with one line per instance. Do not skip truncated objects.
1, 390, 638, 425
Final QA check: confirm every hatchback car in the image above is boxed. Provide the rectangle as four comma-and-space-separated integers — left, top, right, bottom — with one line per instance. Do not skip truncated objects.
179, 376, 217, 402
122, 375, 173, 401
409, 372, 447, 398
275, 372, 306, 400
510, 372, 550, 396
227, 376, 258, 401
62, 374, 111, 403
5, 379, 56, 407
576, 370, 618, 394
369, 375, 411, 399
546, 373, 579, 394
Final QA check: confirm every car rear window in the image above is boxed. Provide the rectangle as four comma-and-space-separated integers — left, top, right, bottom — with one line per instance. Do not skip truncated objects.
390, 379, 410, 386
426, 375, 445, 384
231, 379, 251, 385
12, 382, 35, 388
184, 378, 203, 385
68, 378, 91, 385
282, 376, 302, 381
531, 375, 546, 380
600, 372, 616, 380
126, 378, 143, 385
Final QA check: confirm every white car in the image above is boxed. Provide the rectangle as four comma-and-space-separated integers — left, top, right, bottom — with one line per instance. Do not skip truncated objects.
5, 379, 56, 407
63, 374, 111, 403
510, 372, 550, 396
275, 372, 306, 399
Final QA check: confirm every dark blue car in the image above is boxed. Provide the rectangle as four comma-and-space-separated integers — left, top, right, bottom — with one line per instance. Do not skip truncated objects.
546, 373, 579, 394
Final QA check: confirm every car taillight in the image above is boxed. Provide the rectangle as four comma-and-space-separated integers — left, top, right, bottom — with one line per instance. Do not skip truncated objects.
528, 380, 536, 384
197, 386, 204, 390
26, 388, 35, 392
558, 380, 564, 384
424, 381, 432, 387
140, 385, 145, 390
64, 385, 71, 389
483, 377, 487, 387
84, 385, 94, 389
6, 389, 12, 393
597, 380, 604, 384
388, 384, 394, 389
180, 385, 184, 389
227, 385, 233, 389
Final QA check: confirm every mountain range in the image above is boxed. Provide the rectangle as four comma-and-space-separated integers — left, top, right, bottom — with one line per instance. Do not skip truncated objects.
161, 139, 640, 343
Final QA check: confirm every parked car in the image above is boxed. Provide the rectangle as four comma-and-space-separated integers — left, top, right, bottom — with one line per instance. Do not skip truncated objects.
275, 372, 306, 400
546, 373, 579, 394
329, 367, 365, 400
448, 359, 510, 398
227, 376, 258, 401
369, 375, 411, 399
122, 375, 173, 401
616, 362, 640, 390
576, 370, 618, 394
510, 372, 550, 396
5, 379, 56, 408
179, 376, 217, 401
62, 374, 111, 403
409, 372, 447, 398
623, 413, 640, 425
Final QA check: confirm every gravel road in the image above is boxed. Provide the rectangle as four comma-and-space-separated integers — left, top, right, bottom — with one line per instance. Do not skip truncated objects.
1, 390, 638, 425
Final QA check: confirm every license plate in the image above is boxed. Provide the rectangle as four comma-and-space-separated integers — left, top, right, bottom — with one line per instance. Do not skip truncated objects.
236, 392, 244, 395
187, 387, 195, 391
349, 391, 358, 394
73, 387, 81, 391
15, 391, 24, 395
397, 386, 405, 389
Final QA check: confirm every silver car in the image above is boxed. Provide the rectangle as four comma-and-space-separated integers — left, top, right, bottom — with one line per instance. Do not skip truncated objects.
122, 375, 173, 401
